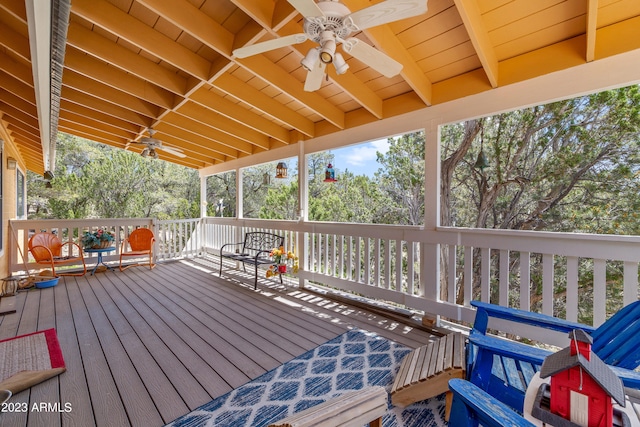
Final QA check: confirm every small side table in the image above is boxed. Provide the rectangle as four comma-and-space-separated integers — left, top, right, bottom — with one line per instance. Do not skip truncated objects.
85, 247, 116, 275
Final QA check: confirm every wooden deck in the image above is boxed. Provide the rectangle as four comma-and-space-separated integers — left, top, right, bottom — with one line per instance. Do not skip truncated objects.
0, 258, 438, 427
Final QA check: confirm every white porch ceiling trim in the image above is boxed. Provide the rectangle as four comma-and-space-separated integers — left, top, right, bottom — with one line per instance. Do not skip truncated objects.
200, 47, 640, 178
25, 0, 52, 172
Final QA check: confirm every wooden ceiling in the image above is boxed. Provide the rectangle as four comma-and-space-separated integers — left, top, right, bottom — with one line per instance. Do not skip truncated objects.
1, 0, 640, 173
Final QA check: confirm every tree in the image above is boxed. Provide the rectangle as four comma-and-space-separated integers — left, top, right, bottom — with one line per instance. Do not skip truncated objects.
374, 132, 425, 225
441, 86, 640, 315
28, 133, 200, 220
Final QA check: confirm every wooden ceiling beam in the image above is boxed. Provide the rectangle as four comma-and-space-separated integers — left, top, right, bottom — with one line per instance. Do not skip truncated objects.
62, 86, 153, 129
0, 49, 33, 87
0, 20, 30, 63
278, 18, 385, 119
59, 100, 141, 134
5, 126, 41, 150
190, 87, 291, 144
140, 0, 345, 129
58, 123, 204, 169
453, 0, 498, 88
63, 69, 161, 119
342, 0, 433, 106
229, 3, 381, 123
212, 73, 314, 138
0, 102, 38, 129
238, 55, 345, 129
58, 119, 128, 147
136, 0, 234, 57
59, 111, 136, 141
66, 22, 188, 96
0, 71, 35, 104
0, 0, 27, 25
177, 101, 270, 151
64, 46, 178, 111
165, 111, 259, 158
7, 121, 42, 143
586, 0, 598, 62
0, 89, 36, 118
72, 0, 211, 81
140, 121, 228, 164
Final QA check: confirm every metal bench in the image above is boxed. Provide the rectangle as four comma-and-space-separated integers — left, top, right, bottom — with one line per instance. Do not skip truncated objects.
391, 332, 466, 420
219, 231, 284, 289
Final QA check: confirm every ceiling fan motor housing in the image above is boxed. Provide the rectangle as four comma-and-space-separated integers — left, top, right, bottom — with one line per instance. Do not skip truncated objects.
303, 1, 353, 43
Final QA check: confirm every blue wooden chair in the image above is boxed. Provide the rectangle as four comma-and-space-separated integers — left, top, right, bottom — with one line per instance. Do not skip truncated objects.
467, 300, 640, 412
448, 379, 535, 427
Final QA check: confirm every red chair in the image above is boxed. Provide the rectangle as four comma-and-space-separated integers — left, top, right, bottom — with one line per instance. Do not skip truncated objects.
28, 232, 87, 276
119, 228, 155, 271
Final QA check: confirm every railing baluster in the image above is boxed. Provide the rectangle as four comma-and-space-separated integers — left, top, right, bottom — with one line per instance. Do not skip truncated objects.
499, 250, 509, 307
520, 251, 531, 311
623, 261, 638, 307
464, 246, 473, 306
593, 258, 607, 326
448, 245, 456, 304
566, 256, 579, 322
542, 253, 554, 316
395, 240, 402, 292
480, 247, 490, 303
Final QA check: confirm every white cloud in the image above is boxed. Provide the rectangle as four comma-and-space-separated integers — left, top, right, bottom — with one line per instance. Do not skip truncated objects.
342, 139, 390, 168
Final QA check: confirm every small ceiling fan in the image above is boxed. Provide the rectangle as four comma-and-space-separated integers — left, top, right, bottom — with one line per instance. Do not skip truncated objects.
130, 128, 186, 159
232, 0, 428, 91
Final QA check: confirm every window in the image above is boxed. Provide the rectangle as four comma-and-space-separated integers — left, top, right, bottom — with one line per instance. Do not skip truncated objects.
16, 169, 25, 218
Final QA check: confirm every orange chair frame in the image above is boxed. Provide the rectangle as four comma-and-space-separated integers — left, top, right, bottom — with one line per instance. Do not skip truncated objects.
28, 232, 87, 276
119, 228, 156, 271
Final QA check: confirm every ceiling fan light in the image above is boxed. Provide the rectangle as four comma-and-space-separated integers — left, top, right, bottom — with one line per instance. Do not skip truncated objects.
333, 53, 349, 75
301, 48, 320, 71
150, 148, 159, 159
319, 31, 336, 64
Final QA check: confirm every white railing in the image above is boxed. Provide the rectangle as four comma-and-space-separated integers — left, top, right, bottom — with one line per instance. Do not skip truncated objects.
156, 218, 203, 261
202, 217, 640, 334
9, 218, 203, 273
12, 216, 639, 342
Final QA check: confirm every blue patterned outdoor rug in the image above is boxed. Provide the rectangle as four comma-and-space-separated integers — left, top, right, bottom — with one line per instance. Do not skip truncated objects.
166, 329, 446, 427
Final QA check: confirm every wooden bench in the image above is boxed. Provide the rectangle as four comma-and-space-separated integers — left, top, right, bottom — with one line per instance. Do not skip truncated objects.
391, 332, 466, 419
268, 386, 387, 427
219, 231, 284, 289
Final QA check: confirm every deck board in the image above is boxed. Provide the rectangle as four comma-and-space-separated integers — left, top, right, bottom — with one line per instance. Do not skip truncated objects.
0, 258, 438, 427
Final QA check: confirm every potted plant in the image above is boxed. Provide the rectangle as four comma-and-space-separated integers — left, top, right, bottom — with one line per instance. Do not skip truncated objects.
266, 246, 298, 277
81, 228, 115, 249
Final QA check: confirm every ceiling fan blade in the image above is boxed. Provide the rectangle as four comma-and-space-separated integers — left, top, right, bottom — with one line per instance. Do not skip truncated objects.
348, 0, 428, 30
304, 61, 326, 92
233, 33, 308, 58
287, 0, 325, 18
159, 146, 187, 158
342, 38, 402, 78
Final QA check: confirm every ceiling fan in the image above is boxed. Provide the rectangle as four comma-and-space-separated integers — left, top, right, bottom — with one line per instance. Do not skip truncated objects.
130, 128, 186, 159
232, 0, 428, 91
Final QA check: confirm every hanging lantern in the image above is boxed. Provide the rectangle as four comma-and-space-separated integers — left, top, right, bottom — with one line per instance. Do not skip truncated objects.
474, 149, 489, 170
275, 162, 288, 179
323, 163, 337, 182
262, 172, 271, 186
475, 125, 490, 171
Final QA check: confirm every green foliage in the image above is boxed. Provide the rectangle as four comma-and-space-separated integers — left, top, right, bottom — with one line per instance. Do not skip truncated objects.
442, 85, 640, 319
28, 133, 200, 220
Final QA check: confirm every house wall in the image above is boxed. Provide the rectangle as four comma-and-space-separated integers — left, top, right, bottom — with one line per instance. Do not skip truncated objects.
0, 122, 28, 279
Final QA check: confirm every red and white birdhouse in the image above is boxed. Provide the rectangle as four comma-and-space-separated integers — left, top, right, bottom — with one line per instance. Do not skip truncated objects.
535, 329, 626, 427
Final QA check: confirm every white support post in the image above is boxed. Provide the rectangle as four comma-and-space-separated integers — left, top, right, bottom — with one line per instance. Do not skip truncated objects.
298, 139, 308, 288
422, 120, 442, 302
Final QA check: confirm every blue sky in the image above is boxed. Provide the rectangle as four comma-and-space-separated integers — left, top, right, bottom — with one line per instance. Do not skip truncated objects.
331, 138, 390, 177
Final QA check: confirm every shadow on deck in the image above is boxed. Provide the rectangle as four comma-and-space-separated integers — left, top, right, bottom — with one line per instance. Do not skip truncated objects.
0, 257, 438, 427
